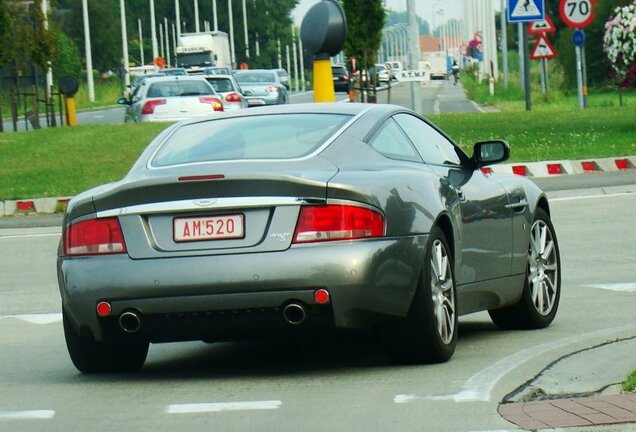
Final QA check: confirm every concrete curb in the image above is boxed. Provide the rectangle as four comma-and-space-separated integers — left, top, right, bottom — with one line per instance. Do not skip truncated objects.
1, 155, 635, 216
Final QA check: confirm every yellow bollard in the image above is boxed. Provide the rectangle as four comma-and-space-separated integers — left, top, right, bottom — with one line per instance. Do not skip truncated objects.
65, 97, 77, 126
313, 58, 336, 103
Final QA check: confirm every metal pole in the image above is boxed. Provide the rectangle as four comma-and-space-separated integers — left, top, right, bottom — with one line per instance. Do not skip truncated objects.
518, 22, 524, 90
150, 0, 158, 61
286, 45, 290, 80
299, 36, 305, 92
228, 0, 236, 67
172, 23, 177, 66
522, 23, 531, 111
407, 0, 421, 113
540, 58, 547, 94
575, 45, 584, 109
164, 17, 171, 66
159, 23, 164, 58
582, 43, 588, 108
194, 0, 200, 32
277, 39, 282, 69
242, 0, 249, 58
41, 0, 53, 99
292, 27, 298, 93
120, 0, 130, 87
138, 19, 145, 66
500, 0, 508, 88
213, 0, 218, 31
81, 0, 95, 102
175, 0, 181, 41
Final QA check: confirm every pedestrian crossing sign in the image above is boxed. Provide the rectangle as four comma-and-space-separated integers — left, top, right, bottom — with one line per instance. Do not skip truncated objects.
508, 0, 545, 22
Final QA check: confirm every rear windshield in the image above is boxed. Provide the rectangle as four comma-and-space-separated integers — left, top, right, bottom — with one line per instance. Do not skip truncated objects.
151, 113, 352, 167
235, 72, 276, 84
146, 80, 215, 97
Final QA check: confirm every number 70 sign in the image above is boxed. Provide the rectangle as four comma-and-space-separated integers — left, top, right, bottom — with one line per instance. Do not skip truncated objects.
559, 0, 595, 28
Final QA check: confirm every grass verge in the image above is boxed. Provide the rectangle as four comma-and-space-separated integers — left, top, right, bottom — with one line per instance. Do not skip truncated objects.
624, 370, 636, 393
0, 107, 635, 201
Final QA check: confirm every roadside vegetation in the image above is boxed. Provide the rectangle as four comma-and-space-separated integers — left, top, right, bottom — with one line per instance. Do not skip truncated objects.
1, 98, 635, 200
624, 370, 636, 393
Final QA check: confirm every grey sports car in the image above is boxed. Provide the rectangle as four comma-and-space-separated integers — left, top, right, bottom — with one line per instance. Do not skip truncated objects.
58, 103, 561, 373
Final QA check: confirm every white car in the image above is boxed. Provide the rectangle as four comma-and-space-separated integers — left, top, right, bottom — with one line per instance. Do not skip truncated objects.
118, 76, 224, 123
203, 74, 248, 111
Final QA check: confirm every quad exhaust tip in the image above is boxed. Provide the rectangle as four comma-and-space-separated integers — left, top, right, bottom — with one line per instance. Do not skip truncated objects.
283, 303, 307, 325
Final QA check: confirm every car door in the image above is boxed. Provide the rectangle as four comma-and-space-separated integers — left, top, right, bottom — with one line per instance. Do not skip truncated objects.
393, 113, 513, 286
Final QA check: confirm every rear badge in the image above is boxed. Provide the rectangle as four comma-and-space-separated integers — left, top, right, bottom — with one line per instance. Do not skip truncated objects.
192, 199, 218, 207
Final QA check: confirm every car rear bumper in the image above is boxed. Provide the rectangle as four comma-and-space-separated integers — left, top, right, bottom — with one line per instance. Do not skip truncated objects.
58, 235, 428, 342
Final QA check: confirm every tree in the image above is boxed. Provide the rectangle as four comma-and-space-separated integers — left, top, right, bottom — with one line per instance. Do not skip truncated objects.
53, 31, 82, 80
603, 1, 636, 87
343, 0, 386, 71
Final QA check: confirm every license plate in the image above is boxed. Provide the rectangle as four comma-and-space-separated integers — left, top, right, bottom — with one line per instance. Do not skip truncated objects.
247, 98, 266, 106
173, 214, 244, 242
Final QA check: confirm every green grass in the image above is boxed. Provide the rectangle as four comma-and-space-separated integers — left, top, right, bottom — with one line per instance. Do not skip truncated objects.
624, 370, 636, 393
429, 108, 636, 162
0, 122, 168, 200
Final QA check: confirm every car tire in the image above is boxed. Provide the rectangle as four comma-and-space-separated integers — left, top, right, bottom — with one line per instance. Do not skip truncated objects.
489, 207, 561, 330
382, 226, 458, 364
63, 311, 149, 374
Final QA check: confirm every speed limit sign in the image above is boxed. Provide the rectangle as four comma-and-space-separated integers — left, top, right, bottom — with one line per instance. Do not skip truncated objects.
559, 0, 595, 28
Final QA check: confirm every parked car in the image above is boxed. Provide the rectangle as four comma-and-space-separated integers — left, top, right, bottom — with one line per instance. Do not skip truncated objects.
233, 69, 288, 106
118, 76, 224, 123
331, 64, 351, 92
203, 74, 248, 111
373, 63, 390, 83
58, 103, 561, 373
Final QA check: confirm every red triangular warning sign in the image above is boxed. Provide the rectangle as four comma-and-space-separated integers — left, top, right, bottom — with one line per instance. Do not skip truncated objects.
530, 34, 558, 60
529, 15, 556, 34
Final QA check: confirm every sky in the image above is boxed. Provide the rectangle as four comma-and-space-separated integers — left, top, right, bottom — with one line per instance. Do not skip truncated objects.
292, 0, 466, 28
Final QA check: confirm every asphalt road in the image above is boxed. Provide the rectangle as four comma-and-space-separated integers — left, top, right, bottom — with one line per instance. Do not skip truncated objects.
1, 176, 635, 431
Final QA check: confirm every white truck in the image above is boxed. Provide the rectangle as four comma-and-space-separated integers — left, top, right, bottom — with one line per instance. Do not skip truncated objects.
175, 31, 232, 74
421, 51, 448, 80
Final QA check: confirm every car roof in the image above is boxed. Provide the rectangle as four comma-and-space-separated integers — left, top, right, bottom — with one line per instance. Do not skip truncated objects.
139, 75, 210, 83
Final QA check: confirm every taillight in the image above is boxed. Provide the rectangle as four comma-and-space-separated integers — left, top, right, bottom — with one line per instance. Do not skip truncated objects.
265, 86, 279, 93
64, 217, 127, 256
141, 99, 166, 114
199, 96, 224, 111
225, 92, 242, 102
293, 205, 384, 243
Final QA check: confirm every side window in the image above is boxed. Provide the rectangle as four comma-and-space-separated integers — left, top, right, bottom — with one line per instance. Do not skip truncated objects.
368, 119, 422, 162
394, 113, 462, 166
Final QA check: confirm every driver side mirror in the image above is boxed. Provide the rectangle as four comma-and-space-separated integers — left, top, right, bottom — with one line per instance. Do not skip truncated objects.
117, 97, 130, 106
472, 140, 510, 167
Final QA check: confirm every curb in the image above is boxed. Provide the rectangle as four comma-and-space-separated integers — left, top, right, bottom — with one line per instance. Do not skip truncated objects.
483, 155, 635, 178
1, 156, 635, 217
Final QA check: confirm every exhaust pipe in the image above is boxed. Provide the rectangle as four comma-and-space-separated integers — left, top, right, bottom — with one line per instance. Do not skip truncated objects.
283, 303, 307, 325
119, 311, 141, 333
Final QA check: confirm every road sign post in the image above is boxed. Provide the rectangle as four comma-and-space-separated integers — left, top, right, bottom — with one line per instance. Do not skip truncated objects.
559, 0, 595, 109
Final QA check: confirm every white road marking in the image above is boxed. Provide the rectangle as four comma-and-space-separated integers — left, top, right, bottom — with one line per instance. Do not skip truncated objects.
394, 323, 636, 403
166, 400, 282, 414
550, 191, 635, 202
0, 410, 55, 420
0, 233, 60, 240
0, 313, 62, 324
585, 283, 636, 292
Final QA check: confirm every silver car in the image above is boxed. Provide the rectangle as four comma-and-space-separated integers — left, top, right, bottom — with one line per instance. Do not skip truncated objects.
118, 76, 224, 123
203, 74, 248, 111
58, 103, 560, 373
234, 69, 289, 106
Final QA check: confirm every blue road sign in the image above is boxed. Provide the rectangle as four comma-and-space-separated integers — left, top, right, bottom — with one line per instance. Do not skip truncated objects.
507, 0, 545, 22
572, 29, 586, 47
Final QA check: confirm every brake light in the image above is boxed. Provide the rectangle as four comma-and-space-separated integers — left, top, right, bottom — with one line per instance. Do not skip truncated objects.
293, 205, 384, 243
64, 217, 127, 256
199, 96, 224, 111
141, 99, 166, 114
225, 92, 242, 102
265, 86, 279, 93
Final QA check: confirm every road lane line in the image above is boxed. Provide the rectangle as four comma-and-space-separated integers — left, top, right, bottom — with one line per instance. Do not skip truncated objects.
585, 283, 636, 292
550, 191, 635, 202
0, 313, 61, 324
166, 400, 282, 414
0, 233, 60, 240
0, 410, 55, 420
394, 323, 636, 403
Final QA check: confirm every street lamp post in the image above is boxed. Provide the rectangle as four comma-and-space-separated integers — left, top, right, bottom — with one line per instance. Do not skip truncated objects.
242, 0, 249, 58
150, 0, 158, 61
120, 0, 130, 87
212, 0, 218, 31
138, 19, 145, 66
228, 0, 236, 67
81, 0, 95, 102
